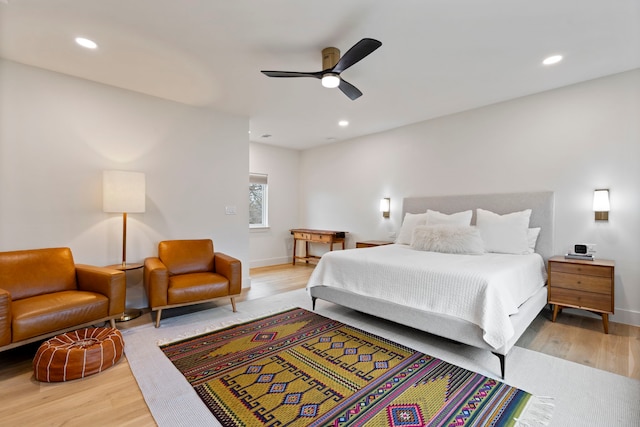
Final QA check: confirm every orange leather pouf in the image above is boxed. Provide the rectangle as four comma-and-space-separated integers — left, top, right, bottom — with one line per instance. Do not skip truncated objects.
33, 327, 124, 382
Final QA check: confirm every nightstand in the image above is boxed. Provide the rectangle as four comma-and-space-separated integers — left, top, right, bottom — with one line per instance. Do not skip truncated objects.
355, 240, 394, 248
547, 256, 614, 333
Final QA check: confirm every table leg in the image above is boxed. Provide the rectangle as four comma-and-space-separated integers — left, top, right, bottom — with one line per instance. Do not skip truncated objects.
292, 237, 297, 265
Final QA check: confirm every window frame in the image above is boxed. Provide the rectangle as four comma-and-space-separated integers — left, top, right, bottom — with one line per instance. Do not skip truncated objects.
249, 173, 269, 229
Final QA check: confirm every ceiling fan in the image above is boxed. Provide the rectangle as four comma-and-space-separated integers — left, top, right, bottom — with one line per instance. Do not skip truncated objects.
261, 38, 382, 100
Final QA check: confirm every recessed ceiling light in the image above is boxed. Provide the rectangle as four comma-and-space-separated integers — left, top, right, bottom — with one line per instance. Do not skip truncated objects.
338, 120, 349, 127
75, 37, 98, 49
542, 55, 563, 65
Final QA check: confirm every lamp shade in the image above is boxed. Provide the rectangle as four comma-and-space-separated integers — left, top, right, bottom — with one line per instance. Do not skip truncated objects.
593, 189, 610, 212
380, 197, 390, 218
103, 171, 146, 213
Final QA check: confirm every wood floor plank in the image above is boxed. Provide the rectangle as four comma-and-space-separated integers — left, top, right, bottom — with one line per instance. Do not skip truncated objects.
1, 263, 637, 426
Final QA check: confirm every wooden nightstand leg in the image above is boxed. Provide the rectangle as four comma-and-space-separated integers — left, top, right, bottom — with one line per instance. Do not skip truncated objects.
602, 313, 609, 334
552, 304, 560, 322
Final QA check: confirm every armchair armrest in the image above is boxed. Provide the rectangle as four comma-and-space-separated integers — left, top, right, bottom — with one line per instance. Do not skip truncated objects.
76, 265, 126, 316
0, 288, 11, 346
144, 257, 169, 309
214, 252, 242, 296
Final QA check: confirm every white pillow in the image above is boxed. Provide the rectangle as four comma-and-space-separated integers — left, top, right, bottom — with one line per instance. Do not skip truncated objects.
411, 225, 485, 255
396, 212, 428, 244
476, 208, 532, 254
527, 227, 541, 254
425, 209, 473, 226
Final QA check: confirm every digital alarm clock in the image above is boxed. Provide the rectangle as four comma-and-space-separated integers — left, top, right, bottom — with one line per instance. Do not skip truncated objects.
574, 244, 588, 254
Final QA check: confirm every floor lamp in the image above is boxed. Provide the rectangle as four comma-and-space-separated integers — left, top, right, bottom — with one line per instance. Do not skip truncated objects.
103, 170, 146, 321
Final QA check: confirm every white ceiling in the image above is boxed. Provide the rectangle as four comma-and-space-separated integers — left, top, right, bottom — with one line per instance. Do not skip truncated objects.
1, 0, 639, 150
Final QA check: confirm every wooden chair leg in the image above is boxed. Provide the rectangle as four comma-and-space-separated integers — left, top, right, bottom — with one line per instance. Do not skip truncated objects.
155, 309, 162, 328
110, 319, 116, 328
230, 297, 237, 312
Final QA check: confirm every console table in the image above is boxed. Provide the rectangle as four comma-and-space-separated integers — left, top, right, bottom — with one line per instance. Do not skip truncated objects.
290, 229, 348, 265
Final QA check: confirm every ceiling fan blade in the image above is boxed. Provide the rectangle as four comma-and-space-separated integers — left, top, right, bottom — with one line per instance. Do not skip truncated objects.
261, 70, 322, 78
332, 38, 382, 74
338, 79, 363, 100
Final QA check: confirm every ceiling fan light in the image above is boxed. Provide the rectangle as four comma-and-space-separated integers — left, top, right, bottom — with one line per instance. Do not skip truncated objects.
322, 74, 340, 89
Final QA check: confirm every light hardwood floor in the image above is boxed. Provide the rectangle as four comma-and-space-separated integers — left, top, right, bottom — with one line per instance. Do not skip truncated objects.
1, 263, 637, 426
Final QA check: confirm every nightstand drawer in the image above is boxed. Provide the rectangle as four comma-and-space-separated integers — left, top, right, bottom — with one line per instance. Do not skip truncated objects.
550, 272, 612, 294
549, 288, 612, 313
549, 262, 611, 278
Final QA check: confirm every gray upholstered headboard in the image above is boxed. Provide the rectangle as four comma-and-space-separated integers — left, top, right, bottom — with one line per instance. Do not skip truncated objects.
402, 192, 555, 260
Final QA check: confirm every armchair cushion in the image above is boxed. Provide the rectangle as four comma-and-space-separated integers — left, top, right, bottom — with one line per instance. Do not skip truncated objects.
168, 272, 229, 305
158, 239, 214, 275
12, 291, 109, 342
1, 248, 77, 300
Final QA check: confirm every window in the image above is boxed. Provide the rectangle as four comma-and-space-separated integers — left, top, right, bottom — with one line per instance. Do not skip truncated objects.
249, 173, 268, 228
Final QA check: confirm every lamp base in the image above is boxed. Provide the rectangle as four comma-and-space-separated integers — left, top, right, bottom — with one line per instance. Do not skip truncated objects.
116, 309, 143, 322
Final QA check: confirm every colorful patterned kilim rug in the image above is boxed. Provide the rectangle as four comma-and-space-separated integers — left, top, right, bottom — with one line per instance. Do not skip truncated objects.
160, 308, 547, 426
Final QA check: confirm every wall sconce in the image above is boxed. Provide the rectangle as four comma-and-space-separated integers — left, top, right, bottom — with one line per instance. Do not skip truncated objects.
593, 189, 610, 221
380, 198, 390, 218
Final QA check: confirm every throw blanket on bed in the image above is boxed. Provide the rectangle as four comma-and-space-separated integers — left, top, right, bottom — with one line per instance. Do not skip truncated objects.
307, 244, 547, 349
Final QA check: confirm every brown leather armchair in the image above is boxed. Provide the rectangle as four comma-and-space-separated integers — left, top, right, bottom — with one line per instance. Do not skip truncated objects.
143, 239, 241, 327
0, 247, 126, 352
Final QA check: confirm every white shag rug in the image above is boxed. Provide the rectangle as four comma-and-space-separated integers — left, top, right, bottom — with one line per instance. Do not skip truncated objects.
121, 289, 640, 426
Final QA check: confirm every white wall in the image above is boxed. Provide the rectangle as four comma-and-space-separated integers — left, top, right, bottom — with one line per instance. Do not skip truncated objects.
298, 69, 640, 326
249, 142, 300, 267
0, 59, 251, 307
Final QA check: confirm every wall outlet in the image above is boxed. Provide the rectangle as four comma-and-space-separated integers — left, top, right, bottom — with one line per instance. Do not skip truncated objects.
225, 206, 236, 215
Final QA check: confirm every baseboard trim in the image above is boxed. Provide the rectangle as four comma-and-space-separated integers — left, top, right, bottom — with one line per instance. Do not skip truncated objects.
561, 307, 640, 327
249, 256, 290, 269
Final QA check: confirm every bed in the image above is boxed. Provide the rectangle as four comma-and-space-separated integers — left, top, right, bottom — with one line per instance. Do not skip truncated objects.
307, 191, 554, 378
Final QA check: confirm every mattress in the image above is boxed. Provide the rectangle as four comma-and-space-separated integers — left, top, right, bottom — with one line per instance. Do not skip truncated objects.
307, 244, 547, 349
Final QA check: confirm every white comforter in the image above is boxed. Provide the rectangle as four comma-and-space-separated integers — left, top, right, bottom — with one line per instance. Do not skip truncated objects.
307, 244, 547, 349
